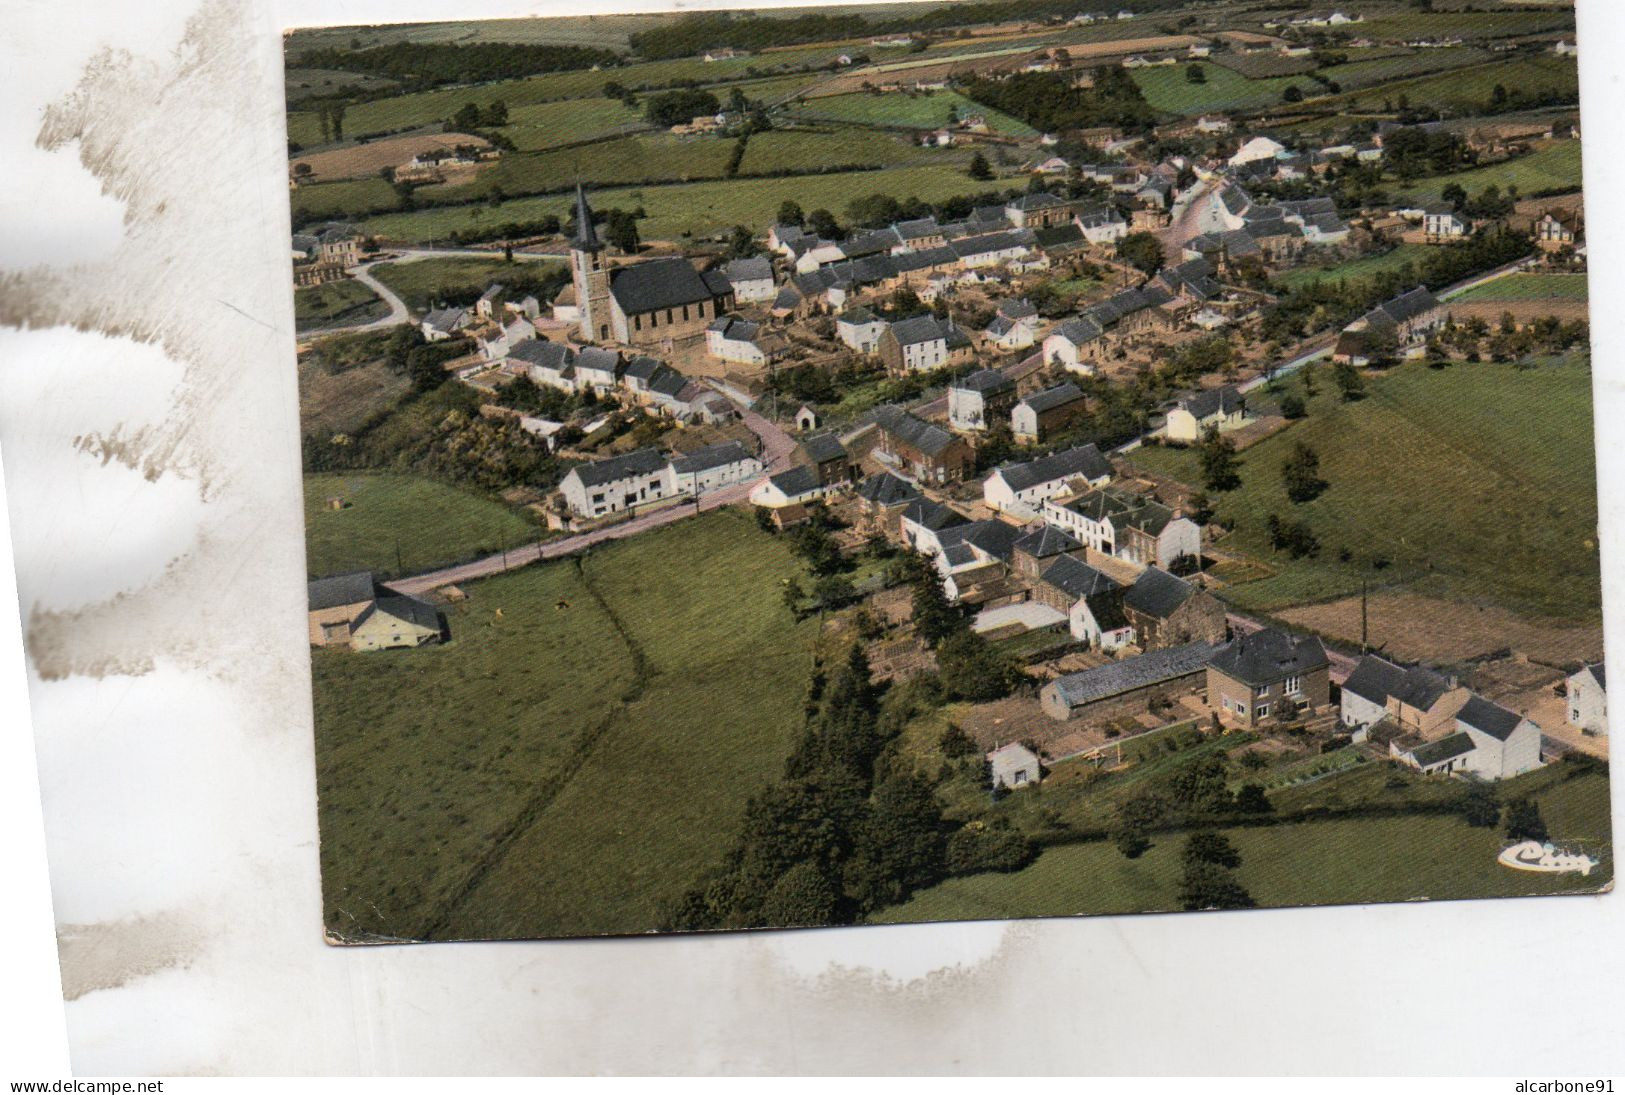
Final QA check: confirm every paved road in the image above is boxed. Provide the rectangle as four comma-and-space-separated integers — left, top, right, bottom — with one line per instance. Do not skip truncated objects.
390, 385, 796, 595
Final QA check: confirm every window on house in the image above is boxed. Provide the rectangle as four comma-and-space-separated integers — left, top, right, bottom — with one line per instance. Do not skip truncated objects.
1283, 675, 1301, 696
1255, 703, 1271, 720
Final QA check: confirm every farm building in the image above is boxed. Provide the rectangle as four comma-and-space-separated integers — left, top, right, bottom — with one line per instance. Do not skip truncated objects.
1041, 640, 1222, 722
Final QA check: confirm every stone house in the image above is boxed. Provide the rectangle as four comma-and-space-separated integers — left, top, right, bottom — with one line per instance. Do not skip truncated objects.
1206, 627, 1330, 729
982, 444, 1112, 519
988, 742, 1042, 789
947, 369, 1018, 432
1121, 567, 1227, 650
1011, 382, 1087, 443
307, 572, 443, 652
869, 405, 975, 485
1041, 640, 1222, 721
1339, 654, 1470, 740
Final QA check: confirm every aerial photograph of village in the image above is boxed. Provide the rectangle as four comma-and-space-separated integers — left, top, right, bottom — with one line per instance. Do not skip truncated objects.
288, 0, 1610, 943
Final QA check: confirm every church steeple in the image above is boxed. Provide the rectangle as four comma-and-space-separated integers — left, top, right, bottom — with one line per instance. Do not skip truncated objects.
573, 182, 601, 252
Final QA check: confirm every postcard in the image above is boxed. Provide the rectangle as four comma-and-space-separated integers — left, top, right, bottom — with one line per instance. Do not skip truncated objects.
286, 1, 1609, 942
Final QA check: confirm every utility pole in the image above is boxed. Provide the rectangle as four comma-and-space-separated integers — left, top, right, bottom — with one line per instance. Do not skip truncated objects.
1360, 579, 1369, 653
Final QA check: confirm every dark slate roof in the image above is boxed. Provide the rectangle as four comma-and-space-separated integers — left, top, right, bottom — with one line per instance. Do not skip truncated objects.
1408, 732, 1476, 767
872, 404, 958, 457
887, 313, 957, 348
723, 255, 773, 283
575, 346, 622, 376
1208, 628, 1328, 687
609, 257, 728, 315
798, 431, 847, 464
1013, 524, 1080, 559
1008, 191, 1065, 210
1179, 385, 1243, 419
509, 340, 574, 369
900, 497, 968, 532
670, 440, 754, 475
950, 229, 1036, 259
573, 183, 601, 250
648, 369, 688, 398
1457, 695, 1526, 741
968, 204, 1011, 227
1034, 223, 1086, 252
1122, 566, 1195, 620
1048, 640, 1223, 708
941, 519, 1024, 563
622, 355, 662, 382
709, 315, 762, 341
837, 305, 880, 325
1073, 203, 1123, 229
954, 368, 1016, 395
768, 464, 822, 497
570, 446, 668, 488
309, 571, 380, 611
1342, 654, 1408, 706
1375, 285, 1441, 326
423, 307, 467, 333
1052, 315, 1104, 345
1019, 383, 1085, 418
893, 216, 943, 240
1392, 666, 1455, 712
995, 444, 1111, 493
998, 298, 1038, 320
1583, 662, 1607, 690
1040, 555, 1119, 599
772, 286, 802, 311
841, 230, 897, 259
856, 471, 921, 507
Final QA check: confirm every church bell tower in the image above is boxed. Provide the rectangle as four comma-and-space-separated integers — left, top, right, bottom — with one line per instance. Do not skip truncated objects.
570, 182, 612, 344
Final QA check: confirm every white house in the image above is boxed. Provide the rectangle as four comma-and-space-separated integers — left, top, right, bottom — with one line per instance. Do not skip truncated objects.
1040, 556, 1132, 650
1041, 315, 1105, 374
1392, 694, 1543, 780
573, 346, 623, 393
1228, 136, 1287, 167
947, 369, 1016, 433
988, 741, 1041, 790
1043, 487, 1201, 570
722, 255, 776, 302
984, 298, 1042, 351
1164, 385, 1247, 443
748, 464, 837, 508
559, 447, 673, 519
1567, 662, 1607, 735
706, 316, 785, 366
668, 441, 763, 496
835, 306, 887, 353
1423, 202, 1469, 241
1075, 204, 1129, 245
421, 306, 469, 342
983, 444, 1113, 519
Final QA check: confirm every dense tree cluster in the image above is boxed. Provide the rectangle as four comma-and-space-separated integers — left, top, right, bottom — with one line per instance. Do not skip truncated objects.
293, 42, 619, 93
959, 67, 1158, 134
643, 87, 723, 127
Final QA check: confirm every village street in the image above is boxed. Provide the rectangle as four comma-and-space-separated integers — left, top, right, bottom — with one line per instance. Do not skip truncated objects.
391, 386, 797, 595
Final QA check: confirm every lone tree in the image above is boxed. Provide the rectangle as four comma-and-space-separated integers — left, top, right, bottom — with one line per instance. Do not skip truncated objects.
968, 151, 994, 180
1116, 231, 1165, 276
1186, 62, 1207, 84
1503, 798, 1549, 844
1198, 426, 1242, 492
1333, 359, 1367, 401
777, 199, 805, 227
1281, 441, 1326, 503
1182, 830, 1241, 871
1179, 859, 1256, 911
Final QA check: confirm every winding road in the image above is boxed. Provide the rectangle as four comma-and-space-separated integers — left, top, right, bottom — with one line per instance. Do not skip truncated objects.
312, 247, 570, 338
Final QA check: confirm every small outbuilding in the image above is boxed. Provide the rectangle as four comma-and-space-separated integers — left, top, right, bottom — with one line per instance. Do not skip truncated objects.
988, 741, 1042, 790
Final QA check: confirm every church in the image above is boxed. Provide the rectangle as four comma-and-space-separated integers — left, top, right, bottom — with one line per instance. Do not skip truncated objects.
567, 184, 735, 349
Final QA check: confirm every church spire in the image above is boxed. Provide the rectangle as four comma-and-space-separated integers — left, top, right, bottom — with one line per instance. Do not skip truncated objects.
573, 181, 601, 251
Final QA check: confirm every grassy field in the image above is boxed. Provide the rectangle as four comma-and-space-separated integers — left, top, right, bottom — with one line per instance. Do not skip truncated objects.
1274, 244, 1434, 293
1130, 356, 1600, 619
502, 97, 648, 151
1316, 46, 1493, 91
314, 509, 819, 940
874, 767, 1611, 923
790, 89, 1038, 135
361, 159, 1005, 242
1325, 55, 1577, 115
1397, 140, 1583, 207
1343, 11, 1574, 43
1132, 64, 1308, 117
304, 472, 538, 579
368, 255, 563, 313
293, 279, 390, 333
1451, 272, 1588, 304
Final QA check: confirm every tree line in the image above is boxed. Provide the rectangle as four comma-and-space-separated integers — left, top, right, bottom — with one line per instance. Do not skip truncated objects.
292, 41, 620, 93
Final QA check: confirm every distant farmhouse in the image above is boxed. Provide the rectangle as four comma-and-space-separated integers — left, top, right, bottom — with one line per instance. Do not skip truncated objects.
308, 572, 443, 652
